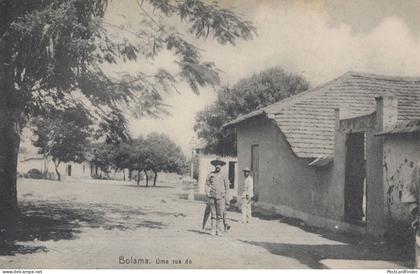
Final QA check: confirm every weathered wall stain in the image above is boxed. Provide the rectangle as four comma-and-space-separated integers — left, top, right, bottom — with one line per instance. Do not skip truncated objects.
383, 136, 420, 231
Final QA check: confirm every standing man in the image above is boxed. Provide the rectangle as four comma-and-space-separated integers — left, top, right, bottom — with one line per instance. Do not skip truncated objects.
241, 167, 254, 223
204, 157, 229, 236
402, 161, 420, 268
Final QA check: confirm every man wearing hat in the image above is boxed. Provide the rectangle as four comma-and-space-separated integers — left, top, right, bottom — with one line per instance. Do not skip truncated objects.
241, 167, 254, 223
204, 157, 229, 236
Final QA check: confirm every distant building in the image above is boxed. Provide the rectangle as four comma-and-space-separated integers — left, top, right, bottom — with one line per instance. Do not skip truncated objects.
225, 71, 420, 238
18, 154, 127, 181
18, 154, 91, 180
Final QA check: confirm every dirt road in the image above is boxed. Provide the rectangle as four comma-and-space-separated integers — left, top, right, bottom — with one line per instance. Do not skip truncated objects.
0, 177, 412, 268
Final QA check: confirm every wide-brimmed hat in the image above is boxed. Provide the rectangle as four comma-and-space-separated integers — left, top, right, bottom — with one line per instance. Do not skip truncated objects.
243, 167, 251, 172
210, 157, 226, 166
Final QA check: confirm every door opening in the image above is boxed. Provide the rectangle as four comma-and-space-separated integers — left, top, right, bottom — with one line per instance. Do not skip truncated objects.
251, 144, 259, 198
344, 132, 367, 224
67, 164, 72, 177
228, 161, 236, 189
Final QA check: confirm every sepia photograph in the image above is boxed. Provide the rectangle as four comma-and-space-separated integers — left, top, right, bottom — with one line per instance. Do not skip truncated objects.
1, 0, 420, 271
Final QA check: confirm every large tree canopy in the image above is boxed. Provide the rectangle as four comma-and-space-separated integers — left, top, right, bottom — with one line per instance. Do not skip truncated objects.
0, 0, 256, 216
194, 66, 310, 156
31, 107, 92, 181
2, 0, 256, 134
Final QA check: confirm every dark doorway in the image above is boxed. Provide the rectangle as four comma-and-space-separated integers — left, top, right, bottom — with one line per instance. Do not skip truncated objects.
228, 161, 236, 189
67, 164, 72, 177
251, 144, 260, 198
344, 132, 367, 224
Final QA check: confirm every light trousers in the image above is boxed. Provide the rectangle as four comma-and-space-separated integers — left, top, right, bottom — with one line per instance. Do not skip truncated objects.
241, 197, 252, 223
209, 197, 225, 232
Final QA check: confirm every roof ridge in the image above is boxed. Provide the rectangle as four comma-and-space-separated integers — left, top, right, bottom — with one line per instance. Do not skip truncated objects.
224, 70, 420, 128
346, 71, 420, 82
223, 71, 352, 127
263, 71, 420, 115
264, 71, 352, 114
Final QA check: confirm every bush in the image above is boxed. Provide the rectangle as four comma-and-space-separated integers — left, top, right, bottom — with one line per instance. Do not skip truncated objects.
25, 169, 44, 179
91, 174, 109, 180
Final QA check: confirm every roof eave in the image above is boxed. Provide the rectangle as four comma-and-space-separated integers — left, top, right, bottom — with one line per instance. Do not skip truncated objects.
375, 130, 420, 136
308, 155, 334, 167
222, 110, 267, 128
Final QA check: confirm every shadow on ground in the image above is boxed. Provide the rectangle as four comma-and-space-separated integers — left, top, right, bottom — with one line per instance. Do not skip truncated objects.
0, 201, 166, 256
251, 209, 414, 268
188, 229, 212, 236
242, 241, 412, 269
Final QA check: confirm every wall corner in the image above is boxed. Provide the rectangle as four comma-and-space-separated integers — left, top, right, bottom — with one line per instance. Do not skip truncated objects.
375, 96, 398, 131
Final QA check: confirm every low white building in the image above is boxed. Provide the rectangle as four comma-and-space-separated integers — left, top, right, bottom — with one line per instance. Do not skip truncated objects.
18, 153, 91, 180
18, 153, 127, 181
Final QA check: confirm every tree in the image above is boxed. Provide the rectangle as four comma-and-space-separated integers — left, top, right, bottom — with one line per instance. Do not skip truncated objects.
127, 137, 151, 186
108, 142, 132, 181
88, 133, 186, 186
0, 0, 255, 217
145, 133, 186, 187
31, 108, 92, 181
90, 143, 113, 178
90, 140, 143, 182
194, 66, 310, 156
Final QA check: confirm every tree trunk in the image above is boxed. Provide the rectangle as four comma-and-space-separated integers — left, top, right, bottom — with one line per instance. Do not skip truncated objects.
123, 169, 126, 181
43, 153, 48, 175
0, 1, 21, 224
153, 171, 158, 187
0, 107, 21, 222
144, 170, 149, 187
53, 161, 61, 181
137, 169, 140, 186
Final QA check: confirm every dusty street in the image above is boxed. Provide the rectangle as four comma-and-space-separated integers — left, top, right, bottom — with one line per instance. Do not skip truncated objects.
0, 177, 413, 269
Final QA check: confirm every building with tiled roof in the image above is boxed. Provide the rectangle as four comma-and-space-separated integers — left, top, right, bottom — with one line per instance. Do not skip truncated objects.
225, 71, 420, 238
225, 71, 420, 158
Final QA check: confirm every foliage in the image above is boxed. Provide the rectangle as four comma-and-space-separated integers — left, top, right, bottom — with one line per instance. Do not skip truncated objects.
146, 133, 186, 180
91, 173, 109, 180
31, 107, 92, 181
185, 153, 199, 179
192, 152, 199, 180
25, 169, 44, 180
0, 0, 255, 215
91, 132, 186, 186
2, 0, 255, 137
90, 142, 114, 176
124, 133, 186, 186
194, 66, 310, 156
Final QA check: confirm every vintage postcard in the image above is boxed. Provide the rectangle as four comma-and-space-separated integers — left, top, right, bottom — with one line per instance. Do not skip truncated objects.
1, 0, 420, 271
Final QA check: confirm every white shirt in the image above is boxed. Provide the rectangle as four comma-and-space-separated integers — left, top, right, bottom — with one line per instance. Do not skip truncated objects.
242, 176, 254, 198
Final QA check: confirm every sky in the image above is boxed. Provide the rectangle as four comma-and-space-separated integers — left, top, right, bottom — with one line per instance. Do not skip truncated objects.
103, 0, 420, 155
